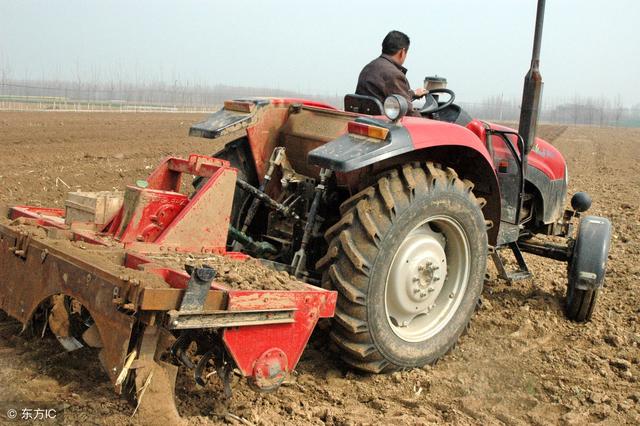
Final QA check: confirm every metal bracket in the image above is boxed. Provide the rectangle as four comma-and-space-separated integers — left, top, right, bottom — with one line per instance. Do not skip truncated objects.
9, 233, 32, 259
179, 266, 216, 312
491, 242, 532, 282
291, 168, 332, 278
166, 308, 296, 330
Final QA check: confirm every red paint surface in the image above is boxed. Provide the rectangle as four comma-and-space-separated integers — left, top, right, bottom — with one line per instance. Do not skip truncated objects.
126, 250, 338, 380
487, 123, 565, 180
269, 98, 337, 110
223, 288, 337, 377
400, 116, 496, 168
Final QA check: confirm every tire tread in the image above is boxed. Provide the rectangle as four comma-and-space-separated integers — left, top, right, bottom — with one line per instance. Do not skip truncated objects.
321, 162, 485, 372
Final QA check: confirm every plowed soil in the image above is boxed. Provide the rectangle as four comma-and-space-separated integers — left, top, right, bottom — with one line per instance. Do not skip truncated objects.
0, 112, 638, 425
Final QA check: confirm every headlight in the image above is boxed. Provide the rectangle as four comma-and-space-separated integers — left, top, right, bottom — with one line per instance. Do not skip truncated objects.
383, 95, 409, 121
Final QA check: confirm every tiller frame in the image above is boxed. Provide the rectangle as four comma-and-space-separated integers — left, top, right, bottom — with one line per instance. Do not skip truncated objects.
0, 154, 336, 420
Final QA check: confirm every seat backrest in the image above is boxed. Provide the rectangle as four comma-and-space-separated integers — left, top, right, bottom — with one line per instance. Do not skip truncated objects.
344, 94, 383, 115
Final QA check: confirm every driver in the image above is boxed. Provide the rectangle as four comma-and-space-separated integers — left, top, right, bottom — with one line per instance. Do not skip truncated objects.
355, 30, 427, 116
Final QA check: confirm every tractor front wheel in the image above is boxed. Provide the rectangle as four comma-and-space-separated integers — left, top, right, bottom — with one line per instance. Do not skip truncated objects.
318, 162, 488, 372
565, 215, 612, 322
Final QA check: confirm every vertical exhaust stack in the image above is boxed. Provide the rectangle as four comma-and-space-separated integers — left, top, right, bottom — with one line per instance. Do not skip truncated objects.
519, 0, 546, 154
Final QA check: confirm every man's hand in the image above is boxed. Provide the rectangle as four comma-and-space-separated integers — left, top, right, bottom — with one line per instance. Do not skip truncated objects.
413, 87, 428, 98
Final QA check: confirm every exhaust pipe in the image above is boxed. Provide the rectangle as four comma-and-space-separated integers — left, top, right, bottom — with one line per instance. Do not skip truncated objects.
518, 0, 546, 154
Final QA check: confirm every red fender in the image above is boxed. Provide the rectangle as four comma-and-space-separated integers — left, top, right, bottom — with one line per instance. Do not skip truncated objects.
401, 116, 495, 167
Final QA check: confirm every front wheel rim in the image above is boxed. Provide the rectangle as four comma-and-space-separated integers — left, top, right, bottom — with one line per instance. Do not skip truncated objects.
384, 215, 471, 343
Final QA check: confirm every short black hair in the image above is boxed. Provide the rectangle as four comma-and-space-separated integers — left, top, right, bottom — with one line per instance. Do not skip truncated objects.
382, 30, 410, 55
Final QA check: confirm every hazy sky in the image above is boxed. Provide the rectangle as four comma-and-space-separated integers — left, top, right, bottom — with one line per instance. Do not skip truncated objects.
1, 0, 638, 105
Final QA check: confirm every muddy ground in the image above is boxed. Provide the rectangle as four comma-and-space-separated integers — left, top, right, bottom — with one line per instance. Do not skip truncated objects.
0, 112, 638, 425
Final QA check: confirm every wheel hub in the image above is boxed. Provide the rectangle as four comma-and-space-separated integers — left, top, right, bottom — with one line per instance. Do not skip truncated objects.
411, 261, 442, 302
385, 216, 470, 343
387, 227, 447, 326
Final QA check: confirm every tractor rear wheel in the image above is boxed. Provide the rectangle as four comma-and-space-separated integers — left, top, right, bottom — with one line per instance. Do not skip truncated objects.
318, 162, 487, 372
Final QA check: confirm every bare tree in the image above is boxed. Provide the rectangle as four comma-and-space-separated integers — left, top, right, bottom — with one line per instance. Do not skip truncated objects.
613, 94, 624, 127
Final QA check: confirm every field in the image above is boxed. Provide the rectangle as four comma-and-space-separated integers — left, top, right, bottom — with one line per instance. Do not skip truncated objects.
0, 112, 639, 425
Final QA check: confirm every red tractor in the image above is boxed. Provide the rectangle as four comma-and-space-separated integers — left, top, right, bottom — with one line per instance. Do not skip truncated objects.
187, 3, 612, 373
186, 94, 609, 372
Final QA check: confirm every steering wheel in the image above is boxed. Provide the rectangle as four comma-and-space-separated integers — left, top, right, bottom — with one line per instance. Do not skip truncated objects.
419, 88, 456, 115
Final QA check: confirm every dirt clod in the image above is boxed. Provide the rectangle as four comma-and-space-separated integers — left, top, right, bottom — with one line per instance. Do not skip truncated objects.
147, 254, 307, 291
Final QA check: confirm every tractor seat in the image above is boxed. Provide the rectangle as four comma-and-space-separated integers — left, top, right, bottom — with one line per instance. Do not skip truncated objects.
344, 94, 383, 115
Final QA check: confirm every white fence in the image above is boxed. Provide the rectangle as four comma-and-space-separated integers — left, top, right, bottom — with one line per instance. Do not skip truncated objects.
0, 99, 216, 113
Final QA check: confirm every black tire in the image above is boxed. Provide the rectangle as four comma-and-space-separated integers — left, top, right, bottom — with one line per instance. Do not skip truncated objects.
566, 285, 599, 322
565, 215, 612, 322
317, 162, 488, 372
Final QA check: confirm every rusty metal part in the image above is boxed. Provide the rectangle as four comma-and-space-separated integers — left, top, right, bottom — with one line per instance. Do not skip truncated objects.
0, 224, 136, 391
82, 323, 104, 348
48, 295, 71, 338
48, 295, 84, 351
132, 325, 182, 424
137, 287, 226, 311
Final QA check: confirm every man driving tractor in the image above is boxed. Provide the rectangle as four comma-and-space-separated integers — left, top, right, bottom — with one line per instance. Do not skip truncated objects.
355, 30, 427, 116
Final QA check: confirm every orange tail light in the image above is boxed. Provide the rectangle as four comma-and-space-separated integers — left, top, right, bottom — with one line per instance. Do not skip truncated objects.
347, 121, 390, 140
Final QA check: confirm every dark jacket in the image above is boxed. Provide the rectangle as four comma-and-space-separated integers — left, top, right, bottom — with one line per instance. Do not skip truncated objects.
355, 55, 419, 115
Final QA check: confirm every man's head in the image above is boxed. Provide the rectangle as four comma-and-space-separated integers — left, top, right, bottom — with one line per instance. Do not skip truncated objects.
382, 30, 410, 65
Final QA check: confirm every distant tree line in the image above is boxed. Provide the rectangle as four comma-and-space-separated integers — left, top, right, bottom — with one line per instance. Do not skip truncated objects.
1, 77, 638, 127
460, 94, 639, 127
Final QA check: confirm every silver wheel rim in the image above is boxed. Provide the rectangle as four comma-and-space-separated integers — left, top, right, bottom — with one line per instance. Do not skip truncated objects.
384, 215, 470, 343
